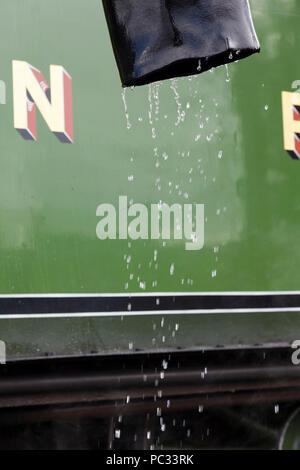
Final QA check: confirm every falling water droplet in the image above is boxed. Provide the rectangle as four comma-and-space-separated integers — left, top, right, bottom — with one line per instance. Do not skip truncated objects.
225, 64, 230, 83
121, 88, 131, 130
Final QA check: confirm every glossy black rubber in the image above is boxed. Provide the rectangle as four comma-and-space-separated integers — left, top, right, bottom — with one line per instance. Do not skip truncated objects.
102, 0, 260, 87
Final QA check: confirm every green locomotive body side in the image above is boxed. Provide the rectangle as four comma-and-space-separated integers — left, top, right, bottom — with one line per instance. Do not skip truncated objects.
0, 0, 299, 359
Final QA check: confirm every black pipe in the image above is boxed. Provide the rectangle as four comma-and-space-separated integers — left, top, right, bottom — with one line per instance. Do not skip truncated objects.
102, 0, 260, 86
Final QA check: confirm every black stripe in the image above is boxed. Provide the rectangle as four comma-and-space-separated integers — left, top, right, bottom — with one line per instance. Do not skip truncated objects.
0, 294, 299, 316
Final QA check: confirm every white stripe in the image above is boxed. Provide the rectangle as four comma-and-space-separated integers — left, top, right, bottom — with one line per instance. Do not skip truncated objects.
0, 290, 299, 299
1, 307, 300, 319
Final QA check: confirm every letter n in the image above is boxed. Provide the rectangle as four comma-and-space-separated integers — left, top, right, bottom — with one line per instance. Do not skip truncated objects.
282, 91, 300, 159
12, 60, 73, 143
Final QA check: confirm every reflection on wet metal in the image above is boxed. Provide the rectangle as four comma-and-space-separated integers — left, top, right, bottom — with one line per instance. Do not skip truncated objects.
0, 340, 6, 365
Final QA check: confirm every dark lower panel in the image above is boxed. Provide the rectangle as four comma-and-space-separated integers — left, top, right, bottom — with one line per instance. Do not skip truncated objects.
0, 346, 300, 449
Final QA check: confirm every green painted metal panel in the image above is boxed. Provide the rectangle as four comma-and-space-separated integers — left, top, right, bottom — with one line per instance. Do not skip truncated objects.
0, 0, 300, 358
